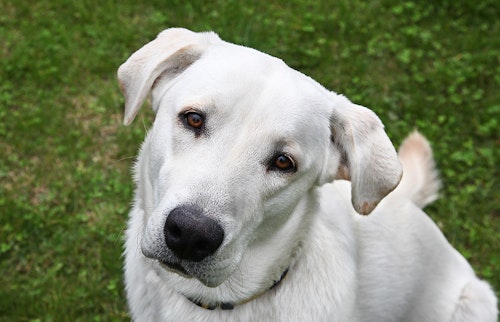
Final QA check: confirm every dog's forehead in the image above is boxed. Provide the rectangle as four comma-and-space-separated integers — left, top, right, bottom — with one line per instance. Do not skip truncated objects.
152, 41, 333, 155
170, 42, 332, 125
203, 43, 326, 98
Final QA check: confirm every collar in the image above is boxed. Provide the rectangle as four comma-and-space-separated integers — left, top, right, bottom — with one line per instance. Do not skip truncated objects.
186, 268, 289, 310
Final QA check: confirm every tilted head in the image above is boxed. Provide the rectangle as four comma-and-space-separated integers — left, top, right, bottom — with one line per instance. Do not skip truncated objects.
118, 28, 402, 304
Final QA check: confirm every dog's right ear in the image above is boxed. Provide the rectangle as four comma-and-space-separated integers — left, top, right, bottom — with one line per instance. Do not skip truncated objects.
117, 28, 220, 125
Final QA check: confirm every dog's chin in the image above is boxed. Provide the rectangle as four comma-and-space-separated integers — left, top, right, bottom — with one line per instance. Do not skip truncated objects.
158, 260, 225, 288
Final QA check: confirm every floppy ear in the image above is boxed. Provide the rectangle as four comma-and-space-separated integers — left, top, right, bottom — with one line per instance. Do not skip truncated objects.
117, 28, 221, 125
322, 95, 402, 215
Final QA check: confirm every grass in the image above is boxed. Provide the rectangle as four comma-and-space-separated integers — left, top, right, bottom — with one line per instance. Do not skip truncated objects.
1, 0, 498, 320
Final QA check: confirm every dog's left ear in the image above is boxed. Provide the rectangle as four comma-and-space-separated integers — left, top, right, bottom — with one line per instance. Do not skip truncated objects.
320, 95, 402, 215
117, 28, 221, 125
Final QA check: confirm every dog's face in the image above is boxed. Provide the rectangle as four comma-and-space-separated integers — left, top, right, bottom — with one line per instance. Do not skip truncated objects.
140, 48, 333, 288
118, 29, 402, 295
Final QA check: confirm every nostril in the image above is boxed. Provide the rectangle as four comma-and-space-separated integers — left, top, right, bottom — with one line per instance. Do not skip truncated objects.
164, 205, 224, 262
195, 241, 209, 253
167, 223, 182, 239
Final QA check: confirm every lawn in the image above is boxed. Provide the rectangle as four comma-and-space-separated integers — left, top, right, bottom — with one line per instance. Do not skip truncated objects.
1, 0, 498, 320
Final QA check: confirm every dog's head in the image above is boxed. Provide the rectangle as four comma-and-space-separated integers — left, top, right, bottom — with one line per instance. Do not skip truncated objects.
118, 28, 401, 301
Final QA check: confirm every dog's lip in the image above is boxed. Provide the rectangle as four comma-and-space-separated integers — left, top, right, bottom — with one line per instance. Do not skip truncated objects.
159, 260, 192, 277
158, 260, 225, 287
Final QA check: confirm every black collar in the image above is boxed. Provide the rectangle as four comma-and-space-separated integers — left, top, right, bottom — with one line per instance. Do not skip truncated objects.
186, 268, 289, 310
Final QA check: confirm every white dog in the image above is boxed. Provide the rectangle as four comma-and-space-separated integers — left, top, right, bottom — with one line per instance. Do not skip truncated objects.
118, 28, 497, 321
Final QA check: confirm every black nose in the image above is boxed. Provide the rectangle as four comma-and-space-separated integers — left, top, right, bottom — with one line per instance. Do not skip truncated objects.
164, 206, 224, 262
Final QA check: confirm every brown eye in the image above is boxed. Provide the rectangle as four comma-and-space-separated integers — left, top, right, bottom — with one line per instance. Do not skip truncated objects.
271, 154, 296, 172
185, 112, 204, 129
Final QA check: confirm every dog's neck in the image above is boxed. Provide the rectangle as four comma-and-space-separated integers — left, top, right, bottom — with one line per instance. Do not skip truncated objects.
184, 268, 289, 310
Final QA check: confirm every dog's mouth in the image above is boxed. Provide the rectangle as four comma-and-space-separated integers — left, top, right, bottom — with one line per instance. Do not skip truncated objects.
159, 260, 192, 278
157, 258, 230, 288
141, 239, 230, 287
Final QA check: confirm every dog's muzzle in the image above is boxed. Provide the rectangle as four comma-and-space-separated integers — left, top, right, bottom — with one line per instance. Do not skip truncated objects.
164, 205, 224, 262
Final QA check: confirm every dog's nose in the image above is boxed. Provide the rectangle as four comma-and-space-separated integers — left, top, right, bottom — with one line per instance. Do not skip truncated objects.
164, 206, 224, 262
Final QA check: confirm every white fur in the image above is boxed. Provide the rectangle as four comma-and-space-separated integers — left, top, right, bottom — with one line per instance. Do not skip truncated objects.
118, 28, 497, 321
394, 130, 441, 208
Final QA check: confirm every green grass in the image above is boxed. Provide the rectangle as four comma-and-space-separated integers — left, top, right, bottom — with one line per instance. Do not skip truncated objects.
1, 0, 498, 320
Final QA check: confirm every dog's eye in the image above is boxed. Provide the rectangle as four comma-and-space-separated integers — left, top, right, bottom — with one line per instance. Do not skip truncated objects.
180, 111, 205, 135
270, 154, 296, 172
184, 112, 204, 129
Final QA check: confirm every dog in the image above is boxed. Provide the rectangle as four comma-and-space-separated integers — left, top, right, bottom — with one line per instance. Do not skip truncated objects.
118, 28, 497, 321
